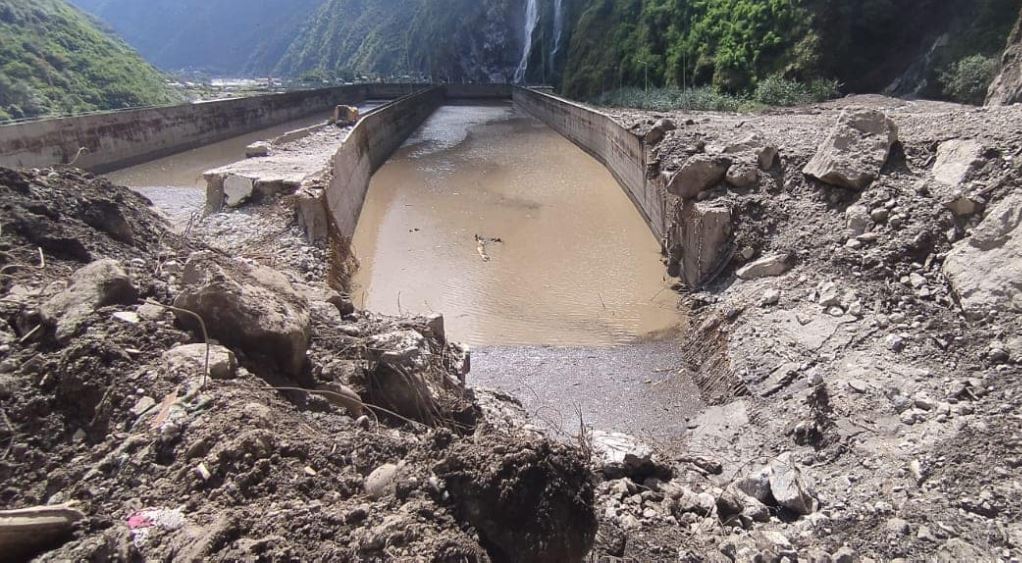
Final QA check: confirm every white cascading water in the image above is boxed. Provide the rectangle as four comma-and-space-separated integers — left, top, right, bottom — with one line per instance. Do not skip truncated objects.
551, 0, 564, 59
514, 0, 539, 84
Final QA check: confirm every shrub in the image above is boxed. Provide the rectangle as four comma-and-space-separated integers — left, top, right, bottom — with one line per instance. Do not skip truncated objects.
753, 75, 839, 107
591, 77, 839, 112
940, 55, 1000, 105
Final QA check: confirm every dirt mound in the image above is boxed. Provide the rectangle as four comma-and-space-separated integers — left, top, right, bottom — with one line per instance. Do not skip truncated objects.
0, 168, 596, 561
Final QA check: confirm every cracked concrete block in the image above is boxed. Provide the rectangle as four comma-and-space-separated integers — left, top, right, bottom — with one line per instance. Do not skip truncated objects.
295, 190, 329, 244
670, 201, 733, 288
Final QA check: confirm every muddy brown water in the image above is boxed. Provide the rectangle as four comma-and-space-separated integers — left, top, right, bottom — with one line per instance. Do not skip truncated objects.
351, 103, 680, 347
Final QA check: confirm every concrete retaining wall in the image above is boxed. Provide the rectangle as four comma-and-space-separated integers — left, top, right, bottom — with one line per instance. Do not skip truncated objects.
0, 85, 373, 173
325, 88, 446, 241
514, 88, 732, 288
512, 87, 670, 242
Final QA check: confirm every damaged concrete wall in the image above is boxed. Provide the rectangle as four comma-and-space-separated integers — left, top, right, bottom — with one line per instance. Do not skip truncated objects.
324, 88, 446, 241
513, 88, 669, 242
514, 88, 730, 288
0, 85, 371, 173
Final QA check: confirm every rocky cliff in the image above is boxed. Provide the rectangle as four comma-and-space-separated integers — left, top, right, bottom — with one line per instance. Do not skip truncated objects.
273, 0, 523, 83
987, 7, 1022, 105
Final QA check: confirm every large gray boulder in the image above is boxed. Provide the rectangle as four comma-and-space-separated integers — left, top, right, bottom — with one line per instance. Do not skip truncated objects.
665, 155, 731, 199
40, 259, 137, 340
173, 251, 311, 376
803, 109, 898, 190
769, 454, 819, 515
932, 139, 984, 187
987, 10, 1022, 106
943, 190, 1022, 318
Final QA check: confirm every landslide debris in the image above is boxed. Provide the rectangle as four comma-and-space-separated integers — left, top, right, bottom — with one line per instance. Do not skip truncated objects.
0, 167, 597, 561
596, 95, 1022, 560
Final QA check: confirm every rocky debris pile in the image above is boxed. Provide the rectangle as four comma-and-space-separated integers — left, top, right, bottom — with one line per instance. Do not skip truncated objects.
601, 95, 1022, 559
0, 168, 597, 561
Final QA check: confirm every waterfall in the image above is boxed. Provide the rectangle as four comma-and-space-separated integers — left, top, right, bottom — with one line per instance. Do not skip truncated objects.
551, 0, 564, 59
514, 0, 539, 84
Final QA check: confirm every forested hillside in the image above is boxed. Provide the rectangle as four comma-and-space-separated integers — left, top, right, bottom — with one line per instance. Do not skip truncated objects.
0, 0, 180, 122
558, 0, 1021, 101
25, 0, 1022, 108
273, 0, 522, 83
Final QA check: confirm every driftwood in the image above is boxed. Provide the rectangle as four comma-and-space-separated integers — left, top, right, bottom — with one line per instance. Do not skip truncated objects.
0, 504, 84, 560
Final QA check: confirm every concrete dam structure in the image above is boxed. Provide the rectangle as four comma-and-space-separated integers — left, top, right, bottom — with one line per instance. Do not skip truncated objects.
0, 82, 724, 294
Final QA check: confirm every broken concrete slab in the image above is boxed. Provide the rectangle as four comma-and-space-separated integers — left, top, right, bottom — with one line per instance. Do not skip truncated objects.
670, 200, 733, 288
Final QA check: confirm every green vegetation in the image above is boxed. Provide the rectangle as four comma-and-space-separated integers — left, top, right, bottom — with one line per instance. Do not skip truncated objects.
592, 76, 838, 112
0, 0, 181, 122
561, 0, 1020, 104
941, 55, 1001, 105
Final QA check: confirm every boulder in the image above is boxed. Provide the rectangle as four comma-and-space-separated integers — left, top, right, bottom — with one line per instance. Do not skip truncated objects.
932, 139, 984, 186
987, 10, 1022, 106
364, 463, 402, 499
735, 467, 774, 504
723, 133, 779, 170
943, 190, 1022, 317
726, 162, 760, 189
736, 254, 792, 280
643, 118, 677, 146
82, 199, 134, 244
665, 155, 731, 199
162, 343, 238, 381
803, 109, 898, 190
845, 204, 871, 237
40, 259, 137, 340
173, 251, 311, 376
769, 454, 818, 515
244, 141, 272, 158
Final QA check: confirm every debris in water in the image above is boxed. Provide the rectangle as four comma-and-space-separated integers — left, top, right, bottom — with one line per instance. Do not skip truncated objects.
474, 234, 503, 262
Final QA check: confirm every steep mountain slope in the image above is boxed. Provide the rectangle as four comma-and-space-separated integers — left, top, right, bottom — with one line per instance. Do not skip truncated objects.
559, 0, 1021, 100
987, 6, 1022, 105
273, 0, 523, 83
69, 0, 326, 75
0, 0, 181, 122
